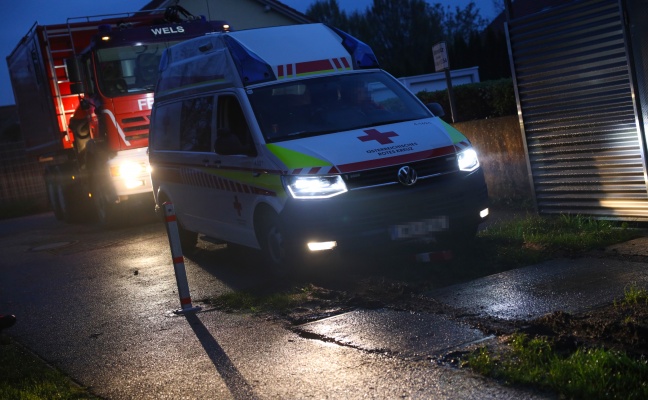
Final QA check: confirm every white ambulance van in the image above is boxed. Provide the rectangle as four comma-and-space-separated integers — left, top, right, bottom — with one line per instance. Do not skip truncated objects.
149, 23, 489, 272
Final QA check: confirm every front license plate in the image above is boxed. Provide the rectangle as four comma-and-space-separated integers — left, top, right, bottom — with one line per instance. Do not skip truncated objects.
390, 217, 449, 240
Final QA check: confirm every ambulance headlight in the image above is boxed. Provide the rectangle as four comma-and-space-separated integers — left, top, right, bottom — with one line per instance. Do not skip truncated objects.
458, 148, 480, 172
284, 175, 348, 199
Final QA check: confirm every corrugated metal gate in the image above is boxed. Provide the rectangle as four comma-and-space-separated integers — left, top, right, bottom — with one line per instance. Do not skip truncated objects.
506, 0, 648, 220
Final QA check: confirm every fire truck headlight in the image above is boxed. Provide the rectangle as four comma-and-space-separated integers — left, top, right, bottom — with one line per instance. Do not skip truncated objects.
284, 175, 347, 199
458, 148, 480, 172
111, 161, 147, 189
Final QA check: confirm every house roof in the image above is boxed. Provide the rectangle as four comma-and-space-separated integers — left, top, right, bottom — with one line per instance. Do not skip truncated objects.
140, 0, 311, 24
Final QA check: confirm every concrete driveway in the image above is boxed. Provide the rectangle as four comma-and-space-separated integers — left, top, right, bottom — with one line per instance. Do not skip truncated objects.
1, 211, 646, 399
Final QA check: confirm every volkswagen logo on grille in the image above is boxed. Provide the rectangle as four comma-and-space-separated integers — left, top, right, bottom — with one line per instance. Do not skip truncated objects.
397, 166, 418, 186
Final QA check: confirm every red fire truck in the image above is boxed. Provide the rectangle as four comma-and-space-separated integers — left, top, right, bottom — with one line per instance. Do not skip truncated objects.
6, 6, 229, 225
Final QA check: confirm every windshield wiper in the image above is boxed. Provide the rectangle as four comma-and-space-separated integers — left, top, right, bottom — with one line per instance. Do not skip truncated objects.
287, 130, 335, 138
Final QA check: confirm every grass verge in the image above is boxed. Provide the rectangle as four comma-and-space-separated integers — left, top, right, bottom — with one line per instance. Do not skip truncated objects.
206, 284, 343, 314
465, 332, 648, 399
0, 336, 98, 399
469, 213, 639, 268
463, 283, 648, 399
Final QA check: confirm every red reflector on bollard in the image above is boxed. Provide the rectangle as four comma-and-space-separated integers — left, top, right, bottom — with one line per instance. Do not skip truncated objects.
162, 202, 201, 315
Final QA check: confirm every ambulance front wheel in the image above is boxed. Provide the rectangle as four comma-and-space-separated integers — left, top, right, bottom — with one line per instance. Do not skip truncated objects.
258, 211, 298, 276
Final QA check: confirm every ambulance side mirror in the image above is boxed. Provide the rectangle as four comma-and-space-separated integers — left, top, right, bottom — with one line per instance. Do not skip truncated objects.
426, 103, 445, 118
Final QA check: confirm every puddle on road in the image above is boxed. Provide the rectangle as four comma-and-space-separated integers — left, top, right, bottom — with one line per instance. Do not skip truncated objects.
30, 241, 76, 252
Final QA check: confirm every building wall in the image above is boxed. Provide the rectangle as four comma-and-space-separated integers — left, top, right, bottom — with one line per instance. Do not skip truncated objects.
454, 116, 531, 203
176, 0, 304, 29
398, 67, 480, 94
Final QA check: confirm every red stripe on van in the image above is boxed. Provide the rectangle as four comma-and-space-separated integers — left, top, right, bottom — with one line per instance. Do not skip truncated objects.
337, 146, 456, 173
296, 59, 334, 75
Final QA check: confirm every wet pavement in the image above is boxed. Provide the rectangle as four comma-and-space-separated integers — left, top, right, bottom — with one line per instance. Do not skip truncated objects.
296, 309, 490, 359
427, 256, 648, 320
1, 212, 647, 399
295, 254, 648, 362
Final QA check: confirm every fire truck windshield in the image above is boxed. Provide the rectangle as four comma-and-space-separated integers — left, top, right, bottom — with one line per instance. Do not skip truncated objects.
96, 43, 176, 96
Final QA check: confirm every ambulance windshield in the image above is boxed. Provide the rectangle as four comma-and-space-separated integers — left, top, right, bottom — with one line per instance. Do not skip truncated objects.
248, 71, 431, 143
96, 43, 175, 97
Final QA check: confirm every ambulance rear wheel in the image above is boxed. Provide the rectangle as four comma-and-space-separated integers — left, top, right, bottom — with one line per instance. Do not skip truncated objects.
177, 221, 198, 255
258, 212, 296, 276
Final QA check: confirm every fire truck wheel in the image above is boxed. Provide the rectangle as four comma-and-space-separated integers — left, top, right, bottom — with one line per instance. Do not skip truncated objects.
94, 188, 122, 228
46, 181, 64, 221
56, 184, 72, 222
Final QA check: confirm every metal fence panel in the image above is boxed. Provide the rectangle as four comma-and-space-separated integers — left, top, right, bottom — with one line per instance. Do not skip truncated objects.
0, 142, 48, 209
506, 0, 648, 219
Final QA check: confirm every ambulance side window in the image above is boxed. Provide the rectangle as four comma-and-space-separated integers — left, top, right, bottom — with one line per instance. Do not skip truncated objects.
179, 96, 214, 152
215, 95, 256, 156
150, 102, 181, 151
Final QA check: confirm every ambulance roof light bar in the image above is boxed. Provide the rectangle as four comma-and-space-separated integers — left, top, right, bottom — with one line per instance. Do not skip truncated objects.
224, 35, 276, 85
327, 25, 379, 69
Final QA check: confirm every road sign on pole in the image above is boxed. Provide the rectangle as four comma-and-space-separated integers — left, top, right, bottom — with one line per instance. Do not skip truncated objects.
433, 42, 449, 72
432, 42, 459, 123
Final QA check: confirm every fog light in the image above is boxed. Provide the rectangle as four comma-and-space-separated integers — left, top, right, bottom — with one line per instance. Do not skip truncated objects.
480, 208, 489, 219
307, 241, 337, 251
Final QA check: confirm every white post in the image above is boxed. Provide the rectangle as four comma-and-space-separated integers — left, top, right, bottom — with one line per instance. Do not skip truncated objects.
163, 202, 201, 314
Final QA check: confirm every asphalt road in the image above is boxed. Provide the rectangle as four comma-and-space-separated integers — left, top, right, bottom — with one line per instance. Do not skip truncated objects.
1, 210, 646, 399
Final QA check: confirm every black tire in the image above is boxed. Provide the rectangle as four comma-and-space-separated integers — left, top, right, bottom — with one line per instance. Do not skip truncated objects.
46, 180, 64, 221
258, 211, 299, 276
56, 183, 72, 222
177, 221, 198, 255
93, 183, 122, 228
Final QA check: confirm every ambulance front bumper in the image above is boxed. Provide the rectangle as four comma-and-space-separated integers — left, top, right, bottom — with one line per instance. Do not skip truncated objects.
278, 168, 489, 251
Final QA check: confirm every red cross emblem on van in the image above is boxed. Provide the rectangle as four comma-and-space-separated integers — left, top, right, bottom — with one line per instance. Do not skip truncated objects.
358, 129, 398, 145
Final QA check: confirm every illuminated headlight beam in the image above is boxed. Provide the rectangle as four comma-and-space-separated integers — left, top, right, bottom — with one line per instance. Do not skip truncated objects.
110, 161, 149, 189
285, 175, 347, 199
458, 148, 480, 172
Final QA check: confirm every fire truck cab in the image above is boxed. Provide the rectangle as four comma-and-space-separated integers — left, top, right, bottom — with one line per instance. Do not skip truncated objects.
6, 6, 229, 225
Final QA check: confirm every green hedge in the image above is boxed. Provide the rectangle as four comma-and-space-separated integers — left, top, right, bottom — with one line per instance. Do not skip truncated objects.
415, 78, 517, 122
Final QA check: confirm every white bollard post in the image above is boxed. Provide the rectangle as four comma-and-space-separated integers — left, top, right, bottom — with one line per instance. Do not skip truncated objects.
163, 202, 201, 314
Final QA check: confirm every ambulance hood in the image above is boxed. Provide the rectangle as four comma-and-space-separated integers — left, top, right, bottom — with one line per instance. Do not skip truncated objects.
266, 117, 469, 174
